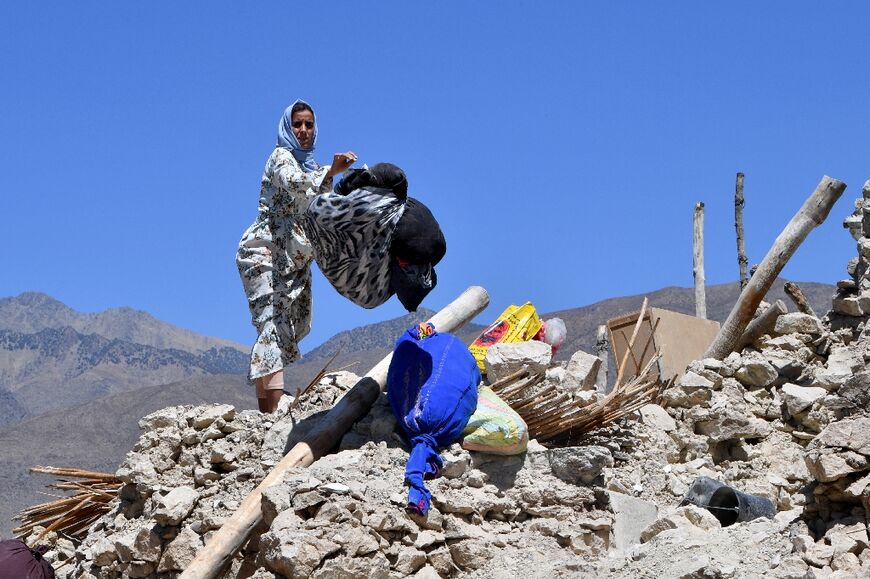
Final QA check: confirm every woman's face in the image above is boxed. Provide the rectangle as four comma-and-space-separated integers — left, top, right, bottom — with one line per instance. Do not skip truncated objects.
291, 110, 315, 149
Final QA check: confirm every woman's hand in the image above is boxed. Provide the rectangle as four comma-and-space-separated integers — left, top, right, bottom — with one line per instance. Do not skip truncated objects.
326, 151, 357, 177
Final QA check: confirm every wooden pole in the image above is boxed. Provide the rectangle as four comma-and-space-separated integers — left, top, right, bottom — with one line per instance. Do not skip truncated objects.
783, 281, 817, 317
734, 299, 787, 352
594, 325, 609, 395
180, 286, 490, 579
693, 202, 707, 319
735, 172, 749, 289
704, 176, 846, 360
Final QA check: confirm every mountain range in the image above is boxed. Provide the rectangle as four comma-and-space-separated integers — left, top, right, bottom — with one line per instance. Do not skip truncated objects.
0, 293, 250, 425
0, 280, 836, 536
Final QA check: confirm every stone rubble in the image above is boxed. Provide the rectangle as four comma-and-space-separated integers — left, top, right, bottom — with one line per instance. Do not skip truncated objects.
33, 187, 870, 577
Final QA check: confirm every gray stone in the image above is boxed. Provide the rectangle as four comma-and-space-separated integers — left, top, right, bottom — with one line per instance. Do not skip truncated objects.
775, 313, 824, 335
394, 547, 427, 575
639, 404, 676, 432
608, 491, 658, 554
695, 410, 772, 443
261, 530, 341, 579
815, 346, 864, 391
810, 416, 870, 454
773, 555, 809, 578
833, 296, 863, 317
116, 453, 159, 486
332, 526, 379, 556
91, 538, 117, 566
484, 340, 552, 382
676, 505, 720, 531
640, 517, 677, 543
449, 539, 495, 570
312, 553, 391, 579
563, 350, 602, 391
548, 446, 613, 484
114, 524, 161, 564
805, 449, 870, 482
765, 335, 807, 351
261, 485, 294, 527
157, 526, 202, 572
780, 383, 827, 415
153, 487, 198, 526
191, 404, 236, 429
661, 372, 716, 408
735, 359, 778, 388
139, 406, 185, 431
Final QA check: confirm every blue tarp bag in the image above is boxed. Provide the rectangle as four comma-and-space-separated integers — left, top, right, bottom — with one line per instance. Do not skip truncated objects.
387, 323, 480, 515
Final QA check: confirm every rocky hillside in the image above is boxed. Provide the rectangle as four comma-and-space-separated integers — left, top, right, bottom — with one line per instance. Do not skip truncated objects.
0, 293, 245, 354
33, 183, 870, 578
0, 295, 250, 427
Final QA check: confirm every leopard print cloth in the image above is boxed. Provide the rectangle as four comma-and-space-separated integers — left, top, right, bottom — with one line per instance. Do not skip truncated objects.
303, 186, 405, 309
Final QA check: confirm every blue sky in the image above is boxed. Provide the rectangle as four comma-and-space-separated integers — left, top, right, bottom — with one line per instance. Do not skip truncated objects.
1, 3, 868, 351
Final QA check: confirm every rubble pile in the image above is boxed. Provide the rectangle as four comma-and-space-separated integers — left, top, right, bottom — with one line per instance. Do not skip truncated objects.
31, 185, 870, 577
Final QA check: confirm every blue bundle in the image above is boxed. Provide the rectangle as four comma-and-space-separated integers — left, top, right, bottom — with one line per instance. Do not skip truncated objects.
387, 323, 480, 515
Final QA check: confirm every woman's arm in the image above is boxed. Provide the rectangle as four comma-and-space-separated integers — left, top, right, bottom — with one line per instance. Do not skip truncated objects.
270, 148, 331, 194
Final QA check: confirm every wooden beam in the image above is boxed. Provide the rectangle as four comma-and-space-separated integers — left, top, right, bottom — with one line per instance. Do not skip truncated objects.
704, 176, 846, 360
180, 286, 490, 579
783, 281, 817, 317
594, 324, 609, 395
693, 201, 707, 319
735, 172, 749, 289
734, 299, 787, 352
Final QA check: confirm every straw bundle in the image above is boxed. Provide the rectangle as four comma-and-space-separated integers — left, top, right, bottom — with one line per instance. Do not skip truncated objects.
13, 466, 122, 541
491, 298, 669, 443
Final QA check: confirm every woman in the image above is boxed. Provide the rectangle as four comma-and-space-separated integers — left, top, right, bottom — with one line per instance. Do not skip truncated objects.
236, 100, 356, 413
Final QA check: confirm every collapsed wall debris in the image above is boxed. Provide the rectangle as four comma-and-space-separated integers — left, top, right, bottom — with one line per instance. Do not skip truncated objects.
23, 180, 870, 578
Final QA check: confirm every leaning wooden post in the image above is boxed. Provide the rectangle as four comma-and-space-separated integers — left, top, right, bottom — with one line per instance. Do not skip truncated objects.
783, 281, 817, 317
180, 286, 490, 579
734, 299, 787, 352
594, 324, 609, 395
735, 172, 749, 289
693, 202, 707, 319
704, 176, 846, 360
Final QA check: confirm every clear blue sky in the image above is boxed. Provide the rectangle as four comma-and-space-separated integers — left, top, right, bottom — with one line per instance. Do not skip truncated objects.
1, 3, 868, 351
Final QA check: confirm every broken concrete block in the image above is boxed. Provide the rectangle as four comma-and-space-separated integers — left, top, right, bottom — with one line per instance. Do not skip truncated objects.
780, 383, 827, 415
639, 404, 676, 432
157, 526, 202, 572
735, 358, 778, 388
562, 350, 602, 391
661, 371, 716, 408
805, 450, 870, 483
548, 446, 613, 484
484, 340, 552, 383
810, 416, 870, 455
676, 505, 721, 531
153, 487, 198, 526
833, 296, 864, 317
815, 346, 864, 391
695, 410, 772, 443
191, 404, 235, 430
775, 313, 824, 335
608, 491, 658, 554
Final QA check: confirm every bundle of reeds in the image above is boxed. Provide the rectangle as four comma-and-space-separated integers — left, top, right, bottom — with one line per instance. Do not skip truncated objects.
491, 298, 669, 443
13, 466, 122, 541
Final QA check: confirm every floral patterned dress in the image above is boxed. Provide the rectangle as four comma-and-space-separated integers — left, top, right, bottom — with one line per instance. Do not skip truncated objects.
236, 147, 332, 382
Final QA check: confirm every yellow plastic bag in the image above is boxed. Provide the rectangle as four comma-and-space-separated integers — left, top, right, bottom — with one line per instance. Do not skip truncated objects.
461, 386, 529, 455
468, 302, 543, 373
